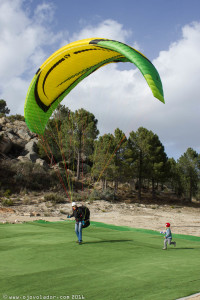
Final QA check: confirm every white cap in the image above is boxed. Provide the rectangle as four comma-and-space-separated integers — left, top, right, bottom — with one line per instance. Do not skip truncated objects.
72, 202, 77, 207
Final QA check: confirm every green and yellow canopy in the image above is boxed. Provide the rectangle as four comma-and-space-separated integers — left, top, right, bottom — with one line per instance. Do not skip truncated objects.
24, 38, 164, 135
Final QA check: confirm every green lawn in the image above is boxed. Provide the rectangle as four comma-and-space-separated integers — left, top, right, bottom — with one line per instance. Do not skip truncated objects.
0, 220, 200, 300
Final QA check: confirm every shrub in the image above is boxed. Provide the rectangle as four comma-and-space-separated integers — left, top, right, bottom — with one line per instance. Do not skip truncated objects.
0, 159, 69, 193
44, 193, 66, 204
101, 189, 115, 201
7, 114, 25, 122
88, 189, 102, 201
60, 210, 67, 215
12, 161, 57, 191
22, 198, 32, 205
20, 188, 28, 196
89, 188, 115, 201
3, 189, 11, 198
2, 198, 14, 206
70, 192, 88, 202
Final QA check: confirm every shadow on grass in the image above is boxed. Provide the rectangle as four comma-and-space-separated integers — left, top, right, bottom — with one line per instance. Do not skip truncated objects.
173, 248, 195, 250
84, 239, 133, 244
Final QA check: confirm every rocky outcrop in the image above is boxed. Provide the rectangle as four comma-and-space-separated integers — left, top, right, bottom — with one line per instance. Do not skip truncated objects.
0, 117, 34, 154
0, 116, 48, 168
0, 136, 12, 154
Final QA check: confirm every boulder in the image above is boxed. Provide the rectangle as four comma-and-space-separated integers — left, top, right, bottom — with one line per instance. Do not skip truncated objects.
36, 158, 49, 169
13, 120, 27, 127
25, 139, 38, 153
17, 128, 32, 141
0, 117, 50, 171
25, 152, 38, 162
0, 117, 40, 159
0, 136, 12, 154
17, 156, 31, 162
5, 132, 26, 148
0, 117, 8, 126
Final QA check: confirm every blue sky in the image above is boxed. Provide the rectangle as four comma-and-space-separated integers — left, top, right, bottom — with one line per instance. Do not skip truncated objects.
1, 0, 200, 160
25, 0, 200, 58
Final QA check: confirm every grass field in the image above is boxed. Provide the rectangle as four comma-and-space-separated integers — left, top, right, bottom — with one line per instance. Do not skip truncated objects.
0, 220, 200, 300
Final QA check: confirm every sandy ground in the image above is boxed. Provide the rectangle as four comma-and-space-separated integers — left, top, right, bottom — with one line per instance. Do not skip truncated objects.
1, 199, 200, 299
2, 200, 199, 236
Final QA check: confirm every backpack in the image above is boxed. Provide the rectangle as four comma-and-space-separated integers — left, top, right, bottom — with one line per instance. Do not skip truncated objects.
81, 206, 90, 228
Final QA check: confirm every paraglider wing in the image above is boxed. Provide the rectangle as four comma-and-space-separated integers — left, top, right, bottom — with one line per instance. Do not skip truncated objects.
24, 38, 164, 135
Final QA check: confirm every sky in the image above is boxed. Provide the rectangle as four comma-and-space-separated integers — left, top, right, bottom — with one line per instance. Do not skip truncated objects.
0, 0, 200, 160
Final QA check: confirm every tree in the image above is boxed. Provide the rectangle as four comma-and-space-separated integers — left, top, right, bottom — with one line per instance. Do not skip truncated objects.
177, 148, 200, 201
92, 133, 116, 190
52, 104, 71, 124
128, 127, 153, 200
92, 129, 129, 194
128, 127, 168, 200
62, 108, 99, 180
0, 99, 10, 116
167, 158, 184, 197
38, 105, 71, 164
112, 128, 129, 193
147, 133, 168, 197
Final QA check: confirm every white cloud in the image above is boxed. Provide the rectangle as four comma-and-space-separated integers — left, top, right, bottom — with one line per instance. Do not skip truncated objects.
33, 2, 55, 24
0, 0, 63, 113
149, 22, 200, 158
1, 76, 28, 114
59, 19, 135, 49
70, 19, 132, 43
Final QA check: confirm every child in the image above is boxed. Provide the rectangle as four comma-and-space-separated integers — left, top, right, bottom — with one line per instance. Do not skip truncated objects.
161, 223, 176, 250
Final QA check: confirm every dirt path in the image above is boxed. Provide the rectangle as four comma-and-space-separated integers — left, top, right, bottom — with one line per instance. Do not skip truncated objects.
1, 199, 200, 235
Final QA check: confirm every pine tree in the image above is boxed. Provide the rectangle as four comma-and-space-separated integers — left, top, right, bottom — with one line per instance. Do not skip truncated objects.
38, 105, 71, 164
62, 108, 99, 180
0, 99, 10, 116
177, 148, 200, 201
128, 127, 153, 200
147, 133, 168, 198
167, 158, 183, 197
92, 133, 116, 190
113, 128, 128, 193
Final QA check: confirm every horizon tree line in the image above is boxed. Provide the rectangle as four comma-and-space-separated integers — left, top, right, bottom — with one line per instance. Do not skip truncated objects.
1, 100, 200, 202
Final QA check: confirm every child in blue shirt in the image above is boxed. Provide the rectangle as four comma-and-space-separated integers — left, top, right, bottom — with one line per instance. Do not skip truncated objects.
161, 223, 176, 250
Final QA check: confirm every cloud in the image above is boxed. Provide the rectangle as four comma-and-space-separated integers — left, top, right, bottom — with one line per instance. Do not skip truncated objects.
59, 19, 135, 49
0, 0, 63, 112
149, 22, 200, 157
70, 19, 132, 43
33, 2, 55, 24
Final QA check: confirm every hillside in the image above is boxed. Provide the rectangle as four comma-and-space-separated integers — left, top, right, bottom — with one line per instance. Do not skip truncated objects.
1, 116, 200, 207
